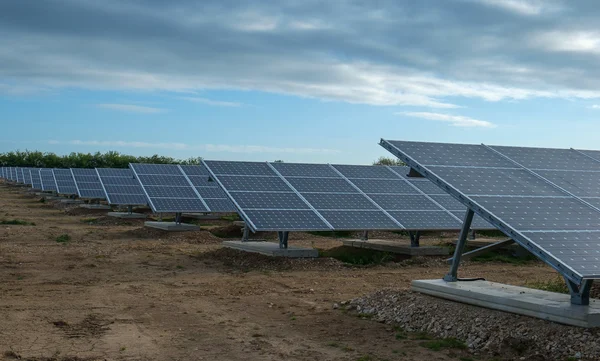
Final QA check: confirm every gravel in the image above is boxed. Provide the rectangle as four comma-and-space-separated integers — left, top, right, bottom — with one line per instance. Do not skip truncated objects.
348, 289, 600, 360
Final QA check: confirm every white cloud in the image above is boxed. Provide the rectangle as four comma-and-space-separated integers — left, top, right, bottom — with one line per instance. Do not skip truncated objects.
47, 140, 340, 155
531, 31, 600, 54
180, 97, 243, 107
478, 0, 547, 16
589, 105, 600, 109
398, 111, 497, 128
3, 0, 600, 109
96, 103, 166, 114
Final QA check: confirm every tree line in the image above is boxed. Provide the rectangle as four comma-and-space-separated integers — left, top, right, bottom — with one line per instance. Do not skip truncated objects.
0, 149, 403, 168
0, 150, 202, 168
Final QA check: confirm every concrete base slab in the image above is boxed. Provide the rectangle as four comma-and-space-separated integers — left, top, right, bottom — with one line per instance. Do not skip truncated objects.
43, 196, 61, 201
144, 221, 199, 232
412, 279, 600, 328
182, 213, 221, 220
80, 204, 112, 210
60, 199, 83, 204
107, 212, 147, 219
342, 239, 449, 256
223, 241, 318, 258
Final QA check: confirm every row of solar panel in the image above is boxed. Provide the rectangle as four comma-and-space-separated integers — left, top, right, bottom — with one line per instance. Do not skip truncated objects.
1, 162, 495, 233
0, 165, 235, 213
202, 161, 494, 232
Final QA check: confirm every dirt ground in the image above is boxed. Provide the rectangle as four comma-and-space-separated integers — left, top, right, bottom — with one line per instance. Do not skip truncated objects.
0, 183, 560, 361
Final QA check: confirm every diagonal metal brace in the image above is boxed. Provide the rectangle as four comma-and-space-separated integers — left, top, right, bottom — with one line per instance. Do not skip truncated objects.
446, 238, 515, 264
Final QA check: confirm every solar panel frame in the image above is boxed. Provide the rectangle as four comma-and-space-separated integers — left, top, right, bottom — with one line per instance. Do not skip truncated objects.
129, 163, 217, 213
380, 139, 600, 283
96, 168, 148, 206
52, 169, 79, 195
29, 168, 42, 189
39, 168, 58, 192
71, 168, 106, 199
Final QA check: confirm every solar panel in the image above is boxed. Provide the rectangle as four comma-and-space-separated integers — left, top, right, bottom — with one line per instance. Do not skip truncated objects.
15, 167, 23, 183
180, 165, 236, 212
381, 139, 600, 285
22, 167, 32, 185
39, 169, 57, 192
96, 168, 148, 206
203, 160, 495, 232
52, 169, 78, 195
71, 168, 106, 199
29, 168, 42, 189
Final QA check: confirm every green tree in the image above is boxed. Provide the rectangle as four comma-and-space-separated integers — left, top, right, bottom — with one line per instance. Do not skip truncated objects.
372, 156, 405, 166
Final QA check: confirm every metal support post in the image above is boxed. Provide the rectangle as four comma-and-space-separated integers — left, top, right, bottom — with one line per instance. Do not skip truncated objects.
443, 209, 474, 282
242, 227, 249, 242
361, 230, 369, 241
409, 231, 421, 247
278, 231, 289, 249
175, 212, 182, 225
469, 230, 476, 240
127, 205, 133, 215
565, 277, 593, 305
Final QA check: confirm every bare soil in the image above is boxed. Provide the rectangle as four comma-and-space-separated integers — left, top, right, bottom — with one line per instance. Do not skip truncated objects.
0, 182, 561, 361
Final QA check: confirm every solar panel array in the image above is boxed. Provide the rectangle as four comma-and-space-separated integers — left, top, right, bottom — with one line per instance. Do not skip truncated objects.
381, 140, 600, 282
71, 168, 106, 199
96, 168, 148, 206
203, 160, 494, 232
52, 169, 78, 195
179, 165, 235, 212
29, 168, 42, 189
39, 169, 58, 192
130, 163, 236, 213
15, 167, 23, 183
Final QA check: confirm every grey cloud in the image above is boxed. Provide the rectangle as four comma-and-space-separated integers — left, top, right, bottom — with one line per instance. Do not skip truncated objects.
2, 0, 600, 106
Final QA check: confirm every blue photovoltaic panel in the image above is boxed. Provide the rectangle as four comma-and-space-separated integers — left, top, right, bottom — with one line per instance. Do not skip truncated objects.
29, 168, 42, 189
22, 168, 32, 185
271, 162, 339, 178
203, 160, 494, 232
130, 163, 208, 213
15, 167, 23, 183
96, 168, 148, 206
71, 168, 106, 199
381, 139, 600, 281
181, 165, 236, 213
52, 169, 78, 195
39, 169, 57, 192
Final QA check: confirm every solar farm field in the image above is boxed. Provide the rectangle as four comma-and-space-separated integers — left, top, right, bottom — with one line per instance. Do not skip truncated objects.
0, 180, 568, 361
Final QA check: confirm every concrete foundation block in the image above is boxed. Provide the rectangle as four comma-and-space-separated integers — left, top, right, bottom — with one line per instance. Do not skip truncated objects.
80, 204, 112, 210
412, 279, 600, 328
223, 240, 319, 258
182, 213, 221, 220
342, 239, 449, 256
144, 221, 199, 232
107, 212, 147, 219
60, 199, 83, 204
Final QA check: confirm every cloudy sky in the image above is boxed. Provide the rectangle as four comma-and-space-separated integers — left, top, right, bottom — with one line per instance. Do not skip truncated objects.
2, 0, 600, 163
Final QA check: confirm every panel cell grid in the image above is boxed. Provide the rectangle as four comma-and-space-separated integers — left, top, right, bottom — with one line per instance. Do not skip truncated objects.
130, 163, 207, 213
39, 169, 57, 191
30, 168, 42, 189
96, 168, 148, 206
71, 168, 106, 199
52, 169, 78, 195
